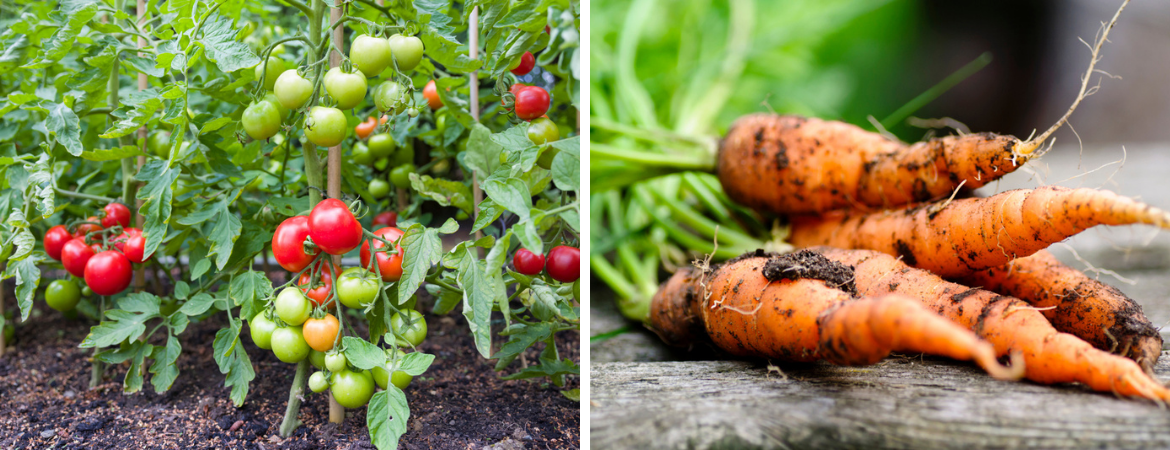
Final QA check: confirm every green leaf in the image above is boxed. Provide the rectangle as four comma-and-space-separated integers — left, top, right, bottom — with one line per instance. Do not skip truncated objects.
499, 357, 579, 381
550, 137, 580, 192
481, 177, 532, 221
266, 196, 310, 216
80, 308, 156, 348
149, 335, 182, 392
397, 225, 445, 300
398, 352, 435, 376
470, 199, 504, 233
80, 145, 145, 161
207, 206, 242, 270
409, 173, 473, 214
196, 14, 261, 73
230, 271, 273, 320
451, 244, 496, 358
179, 293, 216, 316
136, 160, 178, 260
5, 257, 40, 321
342, 336, 386, 371
561, 389, 580, 401
367, 388, 410, 450
45, 103, 83, 156
491, 322, 551, 363
463, 124, 502, 179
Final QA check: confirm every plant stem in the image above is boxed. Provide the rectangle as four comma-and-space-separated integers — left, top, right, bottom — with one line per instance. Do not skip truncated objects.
278, 360, 310, 436
54, 187, 118, 203
591, 142, 714, 170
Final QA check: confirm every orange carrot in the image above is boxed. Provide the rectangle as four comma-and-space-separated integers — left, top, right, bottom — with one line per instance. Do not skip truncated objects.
650, 250, 1021, 380
717, 114, 1026, 214
818, 246, 1170, 401
789, 186, 1170, 278
958, 250, 1162, 373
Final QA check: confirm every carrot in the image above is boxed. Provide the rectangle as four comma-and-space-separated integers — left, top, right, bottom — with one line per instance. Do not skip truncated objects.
958, 250, 1162, 373
817, 246, 1170, 401
717, 114, 1025, 215
789, 185, 1170, 278
650, 250, 1021, 380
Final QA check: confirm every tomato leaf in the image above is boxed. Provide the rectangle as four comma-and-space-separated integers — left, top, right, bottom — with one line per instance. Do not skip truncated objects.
4, 257, 40, 321
207, 204, 242, 270
80, 308, 155, 348
550, 136, 579, 192
136, 160, 178, 260
195, 14, 261, 73
149, 334, 182, 393
398, 351, 435, 376
45, 103, 83, 156
461, 124, 501, 179
229, 271, 273, 320
179, 292, 217, 316
448, 243, 497, 358
266, 196, 311, 217
397, 221, 450, 300
470, 198, 504, 234
481, 176, 531, 221
80, 145, 145, 161
491, 322, 551, 368
408, 174, 473, 214
367, 387, 410, 450
213, 324, 255, 407
342, 336, 386, 371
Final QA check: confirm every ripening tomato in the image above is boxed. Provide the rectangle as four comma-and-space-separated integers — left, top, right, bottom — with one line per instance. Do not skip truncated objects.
360, 227, 405, 282
274, 69, 313, 110
308, 199, 363, 255
273, 216, 318, 272
372, 211, 397, 228
350, 34, 393, 78
44, 225, 72, 261
74, 217, 103, 239
513, 248, 545, 275
388, 34, 424, 72
422, 80, 442, 110
298, 262, 340, 307
510, 51, 536, 76
304, 106, 347, 147
324, 67, 368, 110
85, 251, 133, 296
514, 86, 550, 120
61, 239, 97, 278
102, 203, 131, 228
355, 117, 377, 140
303, 314, 340, 352
546, 246, 580, 282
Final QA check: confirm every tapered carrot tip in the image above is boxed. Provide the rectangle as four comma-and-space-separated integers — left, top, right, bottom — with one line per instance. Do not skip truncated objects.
977, 350, 1025, 381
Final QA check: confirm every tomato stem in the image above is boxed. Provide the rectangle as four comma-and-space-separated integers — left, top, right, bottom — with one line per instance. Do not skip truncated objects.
278, 359, 310, 437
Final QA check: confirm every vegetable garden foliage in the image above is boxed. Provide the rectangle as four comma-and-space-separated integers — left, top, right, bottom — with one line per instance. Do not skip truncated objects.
0, 0, 580, 447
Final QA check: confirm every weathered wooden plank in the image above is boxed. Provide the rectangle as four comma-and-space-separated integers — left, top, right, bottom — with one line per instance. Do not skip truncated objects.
591, 358, 1170, 449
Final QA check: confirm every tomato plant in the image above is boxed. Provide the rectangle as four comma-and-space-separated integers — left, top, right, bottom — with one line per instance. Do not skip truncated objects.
1, 0, 580, 447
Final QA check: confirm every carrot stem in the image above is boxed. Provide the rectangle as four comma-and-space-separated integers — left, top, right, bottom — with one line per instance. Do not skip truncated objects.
880, 51, 992, 129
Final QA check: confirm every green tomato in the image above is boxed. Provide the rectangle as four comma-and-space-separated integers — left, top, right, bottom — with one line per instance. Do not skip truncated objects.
368, 134, 396, 158
254, 57, 286, 91
350, 34, 393, 78
352, 143, 374, 166
275, 287, 311, 325
271, 326, 311, 363
274, 69, 313, 110
82, 286, 93, 297
435, 113, 448, 135
390, 309, 427, 347
372, 349, 413, 390
369, 178, 390, 199
45, 279, 81, 312
3, 323, 12, 345
324, 66, 369, 110
330, 370, 375, 408
242, 101, 282, 140
325, 352, 348, 372
264, 92, 290, 119
374, 157, 390, 171
374, 82, 407, 114
309, 371, 329, 393
250, 313, 278, 350
390, 164, 416, 189
147, 131, 171, 157
391, 144, 415, 167
310, 349, 327, 369
388, 34, 424, 72
336, 267, 380, 309
304, 106, 347, 147
431, 159, 451, 176
528, 117, 560, 145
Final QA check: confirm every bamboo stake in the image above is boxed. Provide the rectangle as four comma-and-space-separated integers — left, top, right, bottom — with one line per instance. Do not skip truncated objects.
470, 6, 483, 249
135, 0, 147, 292
326, 4, 346, 425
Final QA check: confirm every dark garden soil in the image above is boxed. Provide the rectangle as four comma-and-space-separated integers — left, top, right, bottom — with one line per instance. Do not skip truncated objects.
0, 278, 580, 450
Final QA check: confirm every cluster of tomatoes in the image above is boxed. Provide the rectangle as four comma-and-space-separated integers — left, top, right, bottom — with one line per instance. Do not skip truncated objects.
250, 199, 422, 408
242, 32, 426, 147
352, 114, 416, 197
41, 203, 150, 311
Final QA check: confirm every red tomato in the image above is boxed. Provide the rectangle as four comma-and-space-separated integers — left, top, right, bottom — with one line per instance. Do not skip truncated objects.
85, 251, 133, 296
44, 225, 72, 261
74, 216, 103, 239
503, 83, 528, 106
373, 211, 398, 228
359, 227, 405, 282
513, 248, 546, 275
423, 80, 443, 110
510, 51, 536, 76
308, 199, 363, 255
298, 262, 340, 307
116, 228, 148, 263
545, 246, 580, 283
273, 216, 318, 272
101, 203, 131, 228
514, 86, 550, 121
61, 239, 97, 278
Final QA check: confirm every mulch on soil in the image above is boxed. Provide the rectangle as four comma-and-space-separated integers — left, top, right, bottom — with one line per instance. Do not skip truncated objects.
0, 280, 580, 450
